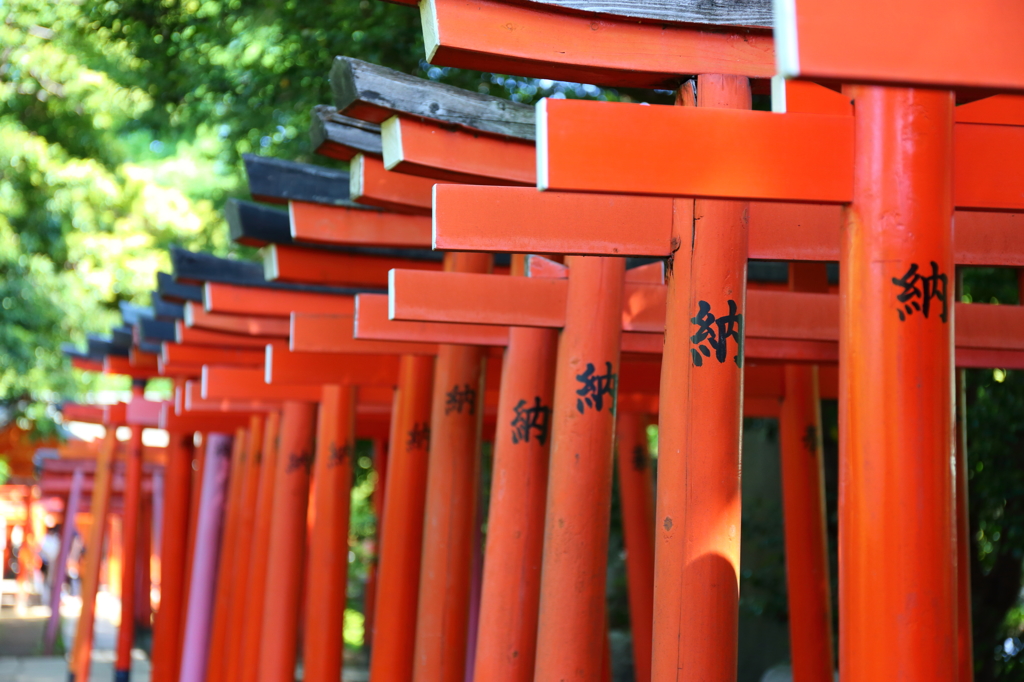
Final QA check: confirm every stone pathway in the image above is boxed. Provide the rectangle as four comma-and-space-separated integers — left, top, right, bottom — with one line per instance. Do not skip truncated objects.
0, 587, 150, 682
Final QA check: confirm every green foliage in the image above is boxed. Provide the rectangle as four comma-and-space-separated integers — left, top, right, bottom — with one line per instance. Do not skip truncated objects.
0, 0, 649, 429
961, 267, 1024, 681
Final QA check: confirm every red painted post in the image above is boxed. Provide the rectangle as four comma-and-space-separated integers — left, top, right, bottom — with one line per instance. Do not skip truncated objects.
136, 493, 152, 628
413, 251, 492, 682
369, 355, 434, 682
615, 410, 655, 682
534, 255, 626, 682
473, 253, 558, 682
150, 426, 194, 682
840, 85, 956, 682
223, 414, 265, 682
652, 74, 750, 682
257, 400, 318, 682
303, 384, 357, 682
779, 262, 835, 682
238, 411, 282, 682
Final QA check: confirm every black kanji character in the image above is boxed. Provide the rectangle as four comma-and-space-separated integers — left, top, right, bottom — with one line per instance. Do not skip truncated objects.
286, 449, 314, 474
690, 299, 744, 367
892, 261, 948, 322
510, 396, 551, 445
328, 442, 351, 469
576, 361, 617, 414
406, 422, 431, 451
445, 384, 477, 415
802, 425, 817, 454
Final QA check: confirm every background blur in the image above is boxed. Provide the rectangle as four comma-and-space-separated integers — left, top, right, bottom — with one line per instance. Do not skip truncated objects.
1, 1, 1023, 679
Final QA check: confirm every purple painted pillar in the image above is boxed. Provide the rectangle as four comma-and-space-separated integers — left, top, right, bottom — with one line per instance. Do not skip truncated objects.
44, 467, 84, 654
152, 468, 164, 567
177, 432, 233, 682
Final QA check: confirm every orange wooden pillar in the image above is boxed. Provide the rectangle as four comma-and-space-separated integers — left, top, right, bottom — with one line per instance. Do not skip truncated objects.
116, 383, 147, 682
473, 254, 558, 682
652, 74, 750, 682
413, 251, 492, 682
840, 86, 956, 681
779, 262, 835, 682
238, 410, 282, 682
534, 255, 625, 682
303, 384, 357, 682
223, 414, 265, 682
369, 355, 434, 682
615, 411, 655, 682
257, 400, 318, 682
69, 430, 118, 682
205, 426, 248, 682
150, 428, 194, 682
109, 516, 123, 600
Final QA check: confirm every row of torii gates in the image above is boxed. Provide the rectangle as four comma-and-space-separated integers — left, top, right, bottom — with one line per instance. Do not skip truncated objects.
56, 1, 1024, 681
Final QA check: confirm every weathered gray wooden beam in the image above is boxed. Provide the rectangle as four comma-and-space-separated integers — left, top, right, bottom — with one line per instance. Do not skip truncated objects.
157, 272, 203, 304
225, 199, 292, 248
86, 335, 129, 358
62, 343, 106, 364
139, 318, 177, 343
310, 105, 384, 160
243, 153, 350, 206
151, 294, 185, 320
331, 57, 534, 140
119, 302, 153, 328
521, 0, 771, 28
170, 247, 372, 296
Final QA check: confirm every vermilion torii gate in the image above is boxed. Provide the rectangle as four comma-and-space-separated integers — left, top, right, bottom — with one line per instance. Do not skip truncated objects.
326, 38, 1017, 682
393, 1, 1024, 679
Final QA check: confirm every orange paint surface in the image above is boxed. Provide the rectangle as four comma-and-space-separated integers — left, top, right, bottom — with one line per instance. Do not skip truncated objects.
289, 200, 432, 247
780, 0, 1024, 91
425, 0, 774, 87
384, 115, 535, 185
203, 282, 355, 318
290, 313, 438, 355
267, 243, 441, 287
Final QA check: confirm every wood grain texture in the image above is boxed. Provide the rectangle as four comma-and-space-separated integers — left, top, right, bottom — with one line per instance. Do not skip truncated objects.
520, 0, 770, 27
310, 105, 384, 160
243, 153, 350, 206
331, 57, 535, 140
423, 0, 774, 89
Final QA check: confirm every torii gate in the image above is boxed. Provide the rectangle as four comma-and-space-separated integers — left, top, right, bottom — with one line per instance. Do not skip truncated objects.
530, 57, 1023, 682
323, 35, 819, 679
388, 1, 1024, 680
239, 154, 498, 682
324, 52, 851, 682
395, 3, 1019, 679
